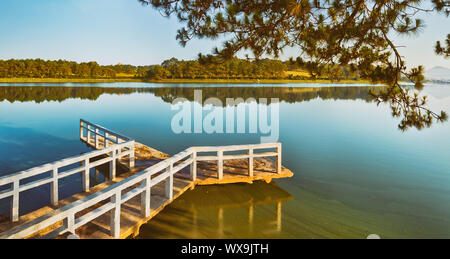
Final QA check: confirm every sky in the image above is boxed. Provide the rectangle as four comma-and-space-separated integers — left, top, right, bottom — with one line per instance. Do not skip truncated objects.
0, 0, 448, 71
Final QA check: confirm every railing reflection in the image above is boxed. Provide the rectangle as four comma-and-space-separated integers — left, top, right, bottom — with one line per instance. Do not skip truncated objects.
137, 181, 293, 238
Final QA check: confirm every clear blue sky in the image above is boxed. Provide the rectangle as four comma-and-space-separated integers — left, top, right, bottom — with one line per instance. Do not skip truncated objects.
0, 0, 448, 70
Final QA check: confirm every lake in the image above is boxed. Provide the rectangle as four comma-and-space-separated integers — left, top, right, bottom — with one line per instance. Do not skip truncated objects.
0, 82, 449, 238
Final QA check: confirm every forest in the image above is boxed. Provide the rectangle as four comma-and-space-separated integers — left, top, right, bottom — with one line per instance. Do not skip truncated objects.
0, 59, 145, 79
147, 57, 288, 79
0, 58, 363, 81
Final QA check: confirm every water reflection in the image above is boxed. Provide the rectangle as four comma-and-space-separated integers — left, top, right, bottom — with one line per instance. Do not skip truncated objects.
1, 83, 450, 238
0, 85, 386, 104
136, 182, 292, 239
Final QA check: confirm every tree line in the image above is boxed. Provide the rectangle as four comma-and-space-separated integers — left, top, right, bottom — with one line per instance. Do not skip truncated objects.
146, 57, 288, 80
0, 59, 148, 79
146, 57, 362, 81
0, 58, 366, 81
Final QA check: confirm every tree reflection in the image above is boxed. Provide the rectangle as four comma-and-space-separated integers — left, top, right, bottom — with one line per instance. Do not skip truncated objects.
0, 85, 385, 103
1, 84, 444, 131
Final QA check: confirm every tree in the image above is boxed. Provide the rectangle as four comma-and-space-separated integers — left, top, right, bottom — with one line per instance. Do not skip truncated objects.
139, 0, 449, 131
436, 34, 450, 58
146, 65, 171, 79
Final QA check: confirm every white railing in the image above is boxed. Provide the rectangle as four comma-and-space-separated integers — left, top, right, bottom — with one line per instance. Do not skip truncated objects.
0, 120, 135, 223
79, 119, 135, 171
193, 143, 282, 179
0, 142, 282, 239
80, 119, 132, 149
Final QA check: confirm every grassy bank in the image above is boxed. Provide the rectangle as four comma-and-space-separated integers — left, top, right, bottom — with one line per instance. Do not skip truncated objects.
0, 78, 142, 83
144, 78, 376, 84
0, 77, 376, 84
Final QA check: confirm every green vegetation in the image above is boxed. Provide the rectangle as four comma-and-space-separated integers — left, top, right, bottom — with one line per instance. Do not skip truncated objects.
0, 78, 141, 83
144, 78, 372, 84
0, 57, 368, 83
148, 57, 288, 79
0, 59, 146, 79
140, 0, 449, 131
147, 57, 363, 81
435, 34, 450, 58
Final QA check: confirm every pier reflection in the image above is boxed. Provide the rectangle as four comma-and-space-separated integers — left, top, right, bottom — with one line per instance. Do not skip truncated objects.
136, 181, 293, 238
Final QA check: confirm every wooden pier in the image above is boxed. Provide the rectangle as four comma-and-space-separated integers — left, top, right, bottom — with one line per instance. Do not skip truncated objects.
0, 119, 293, 239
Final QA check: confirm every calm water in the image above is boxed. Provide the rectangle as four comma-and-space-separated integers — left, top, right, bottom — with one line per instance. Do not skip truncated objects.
0, 83, 449, 238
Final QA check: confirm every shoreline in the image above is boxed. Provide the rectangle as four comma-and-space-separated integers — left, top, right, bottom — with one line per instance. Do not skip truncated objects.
0, 77, 378, 84
0, 78, 141, 83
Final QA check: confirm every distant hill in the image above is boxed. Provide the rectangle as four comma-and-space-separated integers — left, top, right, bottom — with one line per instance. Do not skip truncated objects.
425, 66, 450, 81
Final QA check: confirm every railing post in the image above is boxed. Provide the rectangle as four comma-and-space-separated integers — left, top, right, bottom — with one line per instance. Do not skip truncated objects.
276, 143, 282, 174
218, 150, 223, 180
109, 150, 116, 180
87, 125, 91, 143
51, 167, 58, 205
110, 190, 121, 238
190, 151, 197, 181
95, 128, 99, 149
10, 180, 19, 222
248, 148, 254, 177
82, 158, 90, 192
141, 176, 151, 218
105, 133, 109, 148
79, 121, 83, 140
129, 143, 135, 168
63, 214, 75, 234
117, 138, 122, 156
165, 164, 173, 200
